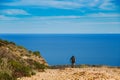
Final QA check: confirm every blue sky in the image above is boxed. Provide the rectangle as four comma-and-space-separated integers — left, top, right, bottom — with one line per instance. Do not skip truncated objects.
0, 0, 120, 34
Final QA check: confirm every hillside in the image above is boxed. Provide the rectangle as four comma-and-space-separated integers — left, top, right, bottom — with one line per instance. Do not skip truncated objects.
0, 39, 48, 80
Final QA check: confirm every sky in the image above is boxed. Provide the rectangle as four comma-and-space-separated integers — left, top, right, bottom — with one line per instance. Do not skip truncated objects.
0, 0, 120, 34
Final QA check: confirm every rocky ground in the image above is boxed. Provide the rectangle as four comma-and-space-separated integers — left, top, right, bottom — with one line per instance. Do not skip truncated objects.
18, 67, 120, 80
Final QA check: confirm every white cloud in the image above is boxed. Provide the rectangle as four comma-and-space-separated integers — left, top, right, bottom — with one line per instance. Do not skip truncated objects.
87, 13, 120, 17
1, 14, 118, 21
99, 0, 116, 10
38, 1, 81, 9
0, 12, 119, 21
23, 13, 120, 21
0, 9, 30, 15
28, 16, 83, 20
3, 0, 81, 9
2, 0, 116, 10
0, 15, 19, 20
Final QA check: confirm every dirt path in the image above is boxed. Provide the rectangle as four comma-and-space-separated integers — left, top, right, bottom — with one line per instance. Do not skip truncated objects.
18, 67, 120, 80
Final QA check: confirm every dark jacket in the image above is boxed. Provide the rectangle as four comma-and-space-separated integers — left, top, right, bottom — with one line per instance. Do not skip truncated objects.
70, 56, 75, 63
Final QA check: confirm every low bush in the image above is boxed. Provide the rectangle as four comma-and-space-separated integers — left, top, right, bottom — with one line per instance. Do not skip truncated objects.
0, 72, 16, 80
33, 61, 46, 71
25, 54, 31, 57
9, 42, 16, 45
18, 46, 26, 50
79, 64, 89, 68
28, 50, 32, 53
31, 71, 36, 75
9, 60, 32, 78
33, 51, 41, 57
0, 58, 2, 64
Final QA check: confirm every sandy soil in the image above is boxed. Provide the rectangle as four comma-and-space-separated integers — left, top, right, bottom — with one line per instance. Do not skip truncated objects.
18, 67, 120, 80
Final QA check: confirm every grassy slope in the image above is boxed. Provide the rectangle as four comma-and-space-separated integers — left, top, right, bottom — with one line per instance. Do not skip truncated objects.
0, 39, 48, 80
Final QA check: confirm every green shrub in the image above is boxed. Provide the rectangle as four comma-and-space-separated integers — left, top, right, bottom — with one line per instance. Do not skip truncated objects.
34, 51, 40, 56
0, 39, 9, 46
0, 58, 2, 64
31, 71, 36, 75
9, 42, 16, 45
3, 40, 10, 45
9, 60, 32, 77
28, 50, 32, 53
33, 61, 46, 71
79, 64, 89, 68
20, 54, 24, 56
0, 72, 16, 80
18, 46, 26, 50
25, 54, 31, 57
33, 51, 41, 57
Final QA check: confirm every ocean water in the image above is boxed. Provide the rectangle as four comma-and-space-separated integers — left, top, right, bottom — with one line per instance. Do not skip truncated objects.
0, 34, 120, 66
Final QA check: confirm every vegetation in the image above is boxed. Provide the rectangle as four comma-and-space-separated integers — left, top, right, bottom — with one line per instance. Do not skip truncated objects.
79, 64, 89, 68
33, 61, 46, 71
9, 42, 16, 45
31, 71, 36, 75
32, 51, 41, 57
26, 59, 47, 71
9, 60, 32, 77
0, 58, 16, 80
0, 72, 15, 80
18, 46, 26, 50
0, 39, 15, 46
0, 39, 47, 80
0, 58, 33, 80
50, 64, 115, 69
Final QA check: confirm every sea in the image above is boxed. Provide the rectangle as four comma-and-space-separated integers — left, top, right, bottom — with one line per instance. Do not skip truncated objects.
0, 34, 120, 66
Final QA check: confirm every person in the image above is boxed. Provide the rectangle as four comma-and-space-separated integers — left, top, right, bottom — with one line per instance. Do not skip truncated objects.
70, 56, 76, 68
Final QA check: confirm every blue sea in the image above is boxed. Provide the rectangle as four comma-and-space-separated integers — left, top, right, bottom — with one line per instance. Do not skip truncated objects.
0, 34, 120, 66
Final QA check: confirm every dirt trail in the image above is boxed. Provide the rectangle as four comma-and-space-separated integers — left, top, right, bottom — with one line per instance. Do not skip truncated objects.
18, 67, 120, 80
